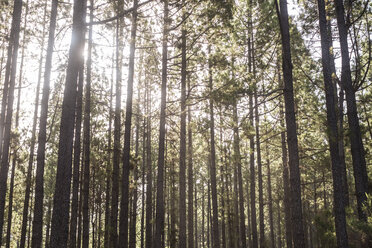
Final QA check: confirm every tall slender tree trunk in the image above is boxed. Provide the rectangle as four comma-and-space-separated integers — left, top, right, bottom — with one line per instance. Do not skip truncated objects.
207, 182, 211, 248
6, 146, 16, 248
70, 34, 85, 248
0, 0, 23, 243
187, 76, 194, 248
49, 0, 87, 246
277, 59, 292, 248
275, 1, 305, 247
31, 1, 58, 247
118, 0, 138, 246
218, 115, 226, 248
326, 15, 350, 207
208, 46, 220, 248
248, 34, 258, 248
110, 13, 123, 248
334, 0, 368, 221
276, 194, 282, 248
45, 198, 52, 248
140, 117, 146, 248
145, 84, 153, 248
154, 1, 168, 247
233, 150, 239, 248
104, 47, 114, 248
21, 3, 46, 247
194, 179, 198, 248
6, 1, 29, 245
202, 187, 205, 248
266, 146, 275, 248
179, 1, 187, 247
253, 76, 264, 248
129, 64, 141, 248
232, 102, 247, 248
317, 1, 349, 246
82, 2, 93, 247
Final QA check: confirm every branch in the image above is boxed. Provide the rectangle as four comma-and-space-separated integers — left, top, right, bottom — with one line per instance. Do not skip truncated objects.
86, 0, 154, 26
347, 0, 370, 28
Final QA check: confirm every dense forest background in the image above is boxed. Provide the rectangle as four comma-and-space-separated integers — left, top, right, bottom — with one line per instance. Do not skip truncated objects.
0, 0, 371, 247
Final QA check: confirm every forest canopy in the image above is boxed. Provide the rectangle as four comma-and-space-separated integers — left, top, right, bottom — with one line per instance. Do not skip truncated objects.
0, 0, 371, 248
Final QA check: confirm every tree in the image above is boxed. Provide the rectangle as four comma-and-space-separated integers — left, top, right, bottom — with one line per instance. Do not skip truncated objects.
275, 0, 306, 247
154, 1, 169, 247
333, 0, 369, 222
118, 0, 138, 246
317, 0, 349, 246
49, 0, 87, 246
0, 0, 23, 244
82, 1, 93, 247
31, 0, 57, 246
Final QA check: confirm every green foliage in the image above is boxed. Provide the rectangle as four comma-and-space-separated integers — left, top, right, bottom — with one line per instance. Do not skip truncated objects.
314, 209, 337, 247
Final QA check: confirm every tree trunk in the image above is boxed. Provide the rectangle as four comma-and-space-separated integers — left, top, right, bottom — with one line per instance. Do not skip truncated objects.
145, 84, 153, 248
45, 199, 52, 248
194, 178, 198, 248
6, 0, 29, 245
233, 152, 239, 248
49, 0, 87, 246
208, 46, 220, 248
110, 13, 123, 248
278, 71, 292, 248
0, 0, 23, 243
129, 60, 141, 248
326, 16, 350, 208
334, 0, 368, 221
69, 19, 85, 248
317, 0, 349, 246
232, 102, 247, 248
118, 0, 138, 246
202, 187, 205, 248
248, 44, 258, 248
254, 80, 264, 248
266, 147, 275, 248
21, 3, 46, 247
82, 2, 93, 247
275, 1, 306, 247
187, 74, 194, 248
179, 1, 187, 247
104, 48, 114, 248
140, 117, 146, 248
154, 1, 168, 247
31, 0, 57, 247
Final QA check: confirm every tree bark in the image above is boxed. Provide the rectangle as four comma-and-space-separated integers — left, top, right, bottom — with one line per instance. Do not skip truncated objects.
278, 62, 292, 248
208, 46, 220, 248
31, 0, 58, 247
179, 1, 187, 247
266, 147, 275, 248
69, 17, 85, 248
118, 0, 138, 245
0, 0, 23, 243
110, 13, 123, 248
253, 59, 264, 248
334, 0, 368, 221
317, 0, 349, 246
232, 102, 247, 248
248, 34, 258, 248
82, 2, 93, 247
104, 48, 114, 248
275, 1, 306, 247
6, 1, 29, 245
154, 1, 168, 247
21, 2, 46, 247
49, 0, 87, 246
145, 84, 153, 248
